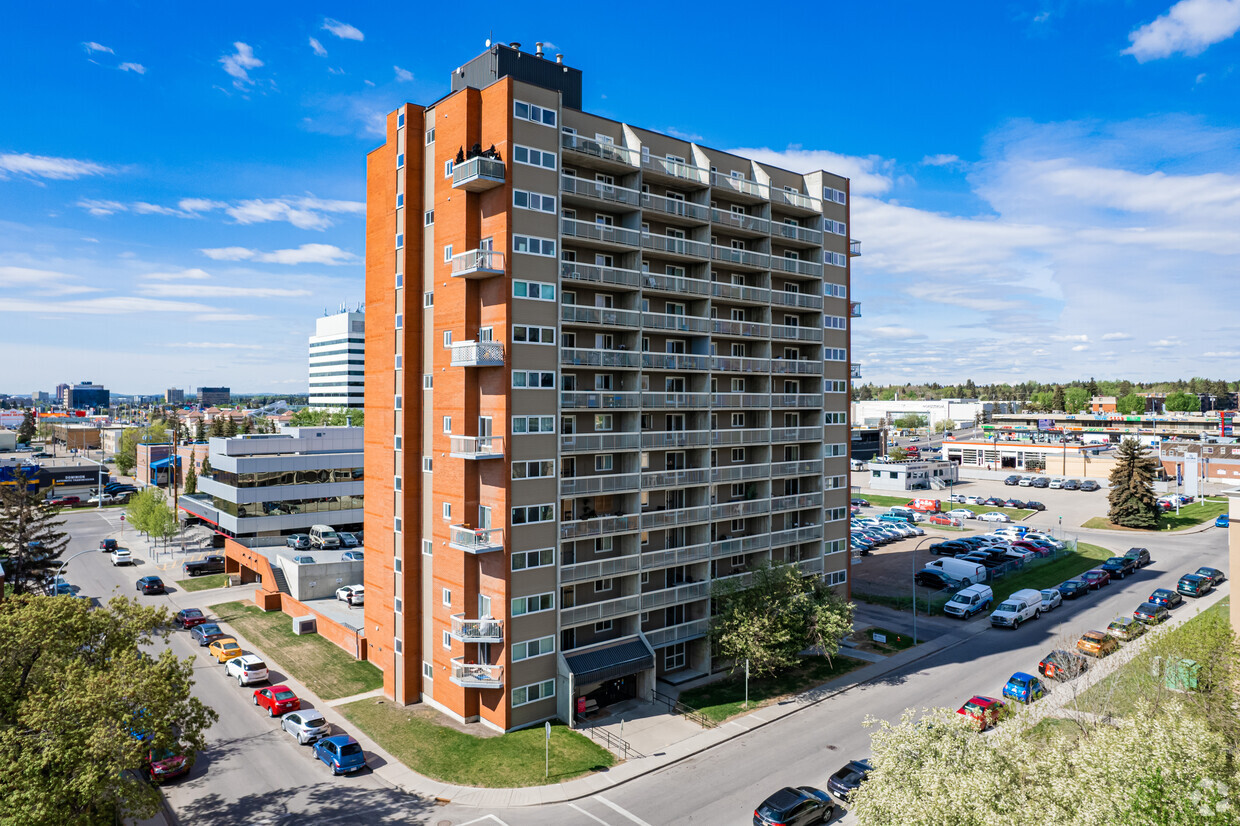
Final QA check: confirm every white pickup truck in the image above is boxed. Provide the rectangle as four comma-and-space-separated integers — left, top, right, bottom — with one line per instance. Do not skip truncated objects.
989, 588, 1042, 629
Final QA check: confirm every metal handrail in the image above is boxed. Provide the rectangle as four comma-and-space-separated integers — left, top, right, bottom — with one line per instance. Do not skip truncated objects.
651, 689, 717, 729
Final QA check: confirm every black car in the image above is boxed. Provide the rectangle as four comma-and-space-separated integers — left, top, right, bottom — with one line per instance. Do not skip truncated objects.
1062, 479, 1080, 491
1058, 580, 1089, 599
1080, 480, 1101, 491
190, 623, 229, 646
1100, 556, 1137, 580
1195, 567, 1227, 587
983, 496, 1006, 507
915, 571, 957, 590
1038, 649, 1090, 681
1024, 501, 1047, 511
1123, 547, 1152, 568
826, 760, 872, 801
1031, 477, 1050, 488
1004, 475, 1021, 486
1004, 499, 1026, 510
100, 539, 118, 552
754, 786, 836, 826
930, 541, 971, 556
136, 576, 165, 595
850, 498, 869, 507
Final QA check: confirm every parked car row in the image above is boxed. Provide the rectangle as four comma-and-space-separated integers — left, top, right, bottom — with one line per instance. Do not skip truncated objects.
850, 517, 924, 555
1002, 475, 1100, 491
946, 494, 1048, 512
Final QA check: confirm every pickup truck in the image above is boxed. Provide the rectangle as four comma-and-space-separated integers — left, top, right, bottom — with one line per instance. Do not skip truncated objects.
183, 555, 226, 577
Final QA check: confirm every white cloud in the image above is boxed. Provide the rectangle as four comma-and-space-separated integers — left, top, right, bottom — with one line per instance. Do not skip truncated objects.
220, 42, 263, 88
82, 42, 113, 54
194, 312, 267, 322
225, 197, 365, 230
198, 247, 254, 261
1123, 0, 1240, 61
76, 199, 126, 215
0, 296, 214, 315
1149, 338, 1184, 348
309, 37, 327, 57
170, 342, 265, 350
322, 18, 364, 41
1071, 344, 1090, 352
1101, 332, 1133, 340
867, 326, 925, 340
119, 62, 146, 74
1051, 334, 1090, 342
1, 153, 110, 181
141, 283, 312, 299
921, 154, 961, 166
1203, 350, 1240, 357
394, 65, 413, 82
199, 243, 356, 265
140, 268, 212, 281
131, 202, 182, 215
0, 266, 98, 296
728, 146, 894, 196
177, 198, 225, 213
1033, 10, 1052, 23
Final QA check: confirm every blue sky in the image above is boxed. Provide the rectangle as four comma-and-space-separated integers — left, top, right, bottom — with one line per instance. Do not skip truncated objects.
2, 1, 1238, 393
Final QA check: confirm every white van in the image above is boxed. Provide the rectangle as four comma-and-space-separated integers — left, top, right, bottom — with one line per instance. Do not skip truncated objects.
989, 588, 1043, 629
943, 584, 994, 619
922, 557, 986, 586
309, 524, 341, 549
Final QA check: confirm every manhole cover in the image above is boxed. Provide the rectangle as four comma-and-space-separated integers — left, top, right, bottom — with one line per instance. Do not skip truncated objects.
437, 820, 453, 826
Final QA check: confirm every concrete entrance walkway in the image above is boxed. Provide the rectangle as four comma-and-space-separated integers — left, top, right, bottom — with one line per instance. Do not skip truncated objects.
578, 697, 705, 758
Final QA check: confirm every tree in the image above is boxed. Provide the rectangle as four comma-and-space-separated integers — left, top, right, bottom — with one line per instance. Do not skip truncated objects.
125, 488, 165, 537
888, 447, 909, 461
16, 410, 36, 445
1116, 393, 1145, 415
893, 414, 927, 431
709, 563, 854, 677
209, 416, 225, 437
193, 420, 206, 441
1118, 379, 1134, 397
1051, 385, 1066, 412
0, 469, 69, 595
183, 459, 197, 495
223, 416, 238, 437
1064, 387, 1089, 414
200, 454, 212, 477
1107, 437, 1160, 529
1164, 391, 1202, 413
933, 420, 951, 434
0, 594, 217, 824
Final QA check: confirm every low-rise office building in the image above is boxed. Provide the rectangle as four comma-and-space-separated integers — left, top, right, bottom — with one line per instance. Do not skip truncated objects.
178, 427, 363, 539
1159, 440, 1240, 484
50, 424, 101, 451
866, 458, 958, 491
65, 382, 109, 410
943, 437, 1104, 476
852, 398, 1017, 430
988, 412, 1236, 443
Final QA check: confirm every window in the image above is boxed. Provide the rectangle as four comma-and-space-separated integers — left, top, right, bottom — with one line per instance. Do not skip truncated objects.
512, 415, 556, 434
513, 325, 556, 345
443, 244, 453, 263
512, 635, 555, 662
442, 502, 451, 520
395, 272, 404, 289
512, 460, 555, 480
394, 395, 402, 410
442, 588, 451, 607
514, 100, 557, 126
444, 159, 453, 178
825, 348, 847, 361
665, 643, 686, 670
397, 153, 405, 169
397, 193, 404, 208
423, 291, 434, 307
512, 144, 557, 170
730, 483, 745, 498
731, 448, 745, 462
826, 443, 847, 456
394, 517, 402, 532
824, 282, 847, 299
424, 210, 434, 226
442, 416, 452, 433
394, 598, 403, 614
731, 413, 745, 427
594, 620, 613, 632
423, 457, 432, 472
511, 504, 555, 525
423, 375, 432, 389
824, 315, 847, 330
827, 570, 848, 586
398, 112, 406, 128
731, 378, 745, 392
594, 579, 612, 593
827, 506, 848, 521
827, 475, 846, 489
594, 414, 613, 431
395, 234, 404, 250
395, 313, 403, 330
443, 330, 452, 348
442, 630, 451, 649
394, 436, 403, 450
731, 518, 745, 532
513, 280, 555, 301
827, 380, 848, 392
423, 539, 433, 556
824, 185, 846, 204
513, 371, 556, 389
595, 454, 614, 472
826, 411, 847, 424
513, 189, 557, 213
826, 538, 846, 555
423, 661, 433, 680
425, 127, 434, 143
394, 476, 402, 492
512, 593, 554, 616
512, 234, 556, 257
512, 547, 554, 571
512, 678, 555, 707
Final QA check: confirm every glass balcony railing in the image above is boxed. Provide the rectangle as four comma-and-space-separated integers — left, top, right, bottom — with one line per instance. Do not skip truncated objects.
770, 290, 823, 310
849, 239, 862, 256
449, 658, 503, 689
772, 188, 822, 212
641, 392, 712, 408
640, 542, 712, 569
771, 257, 822, 276
710, 208, 771, 235
561, 305, 641, 329
642, 233, 711, 259
711, 280, 771, 304
448, 435, 504, 459
641, 154, 710, 184
710, 318, 769, 338
771, 325, 824, 343
560, 348, 642, 369
640, 581, 710, 610
644, 619, 710, 648
710, 171, 769, 199
770, 359, 823, 375
561, 261, 643, 288
560, 432, 643, 453
642, 311, 710, 333
641, 191, 711, 222
451, 249, 505, 279
850, 301, 862, 318
562, 218, 642, 246
643, 429, 711, 449
770, 459, 824, 477
642, 468, 712, 489
641, 352, 710, 371
561, 133, 640, 166
852, 363, 863, 379
710, 245, 770, 270
561, 554, 642, 584
711, 428, 774, 446
774, 222, 823, 245
561, 391, 641, 409
560, 514, 639, 540
559, 473, 641, 497
560, 595, 641, 626
561, 174, 641, 206
641, 271, 711, 295
451, 156, 505, 192
448, 525, 503, 554
449, 340, 504, 367
771, 393, 824, 409
710, 355, 770, 373
450, 614, 503, 643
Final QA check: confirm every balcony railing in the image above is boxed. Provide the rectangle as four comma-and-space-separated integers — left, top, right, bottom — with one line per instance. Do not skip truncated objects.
561, 261, 643, 288
561, 305, 641, 329
642, 468, 712, 489
640, 542, 712, 569
770, 359, 823, 375
561, 174, 641, 206
641, 505, 712, 530
771, 325, 824, 342
560, 514, 639, 540
561, 432, 642, 453
771, 257, 823, 277
850, 301, 862, 318
713, 462, 771, 483
451, 156, 505, 192
563, 218, 642, 247
561, 391, 641, 409
771, 426, 822, 442
640, 392, 711, 409
449, 435, 504, 459
712, 428, 774, 446
711, 393, 769, 408
450, 658, 504, 689
770, 524, 824, 546
714, 534, 771, 557
641, 581, 710, 610
771, 393, 824, 409
771, 491, 824, 513
710, 171, 769, 199
711, 356, 770, 373
641, 154, 710, 184
711, 281, 771, 304
712, 499, 770, 520
561, 133, 640, 166
851, 363, 863, 379
711, 318, 769, 338
560, 473, 641, 497
641, 192, 711, 222
770, 290, 823, 310
560, 595, 641, 626
641, 271, 711, 296
710, 245, 770, 270
450, 340, 504, 367
450, 614, 504, 643
451, 249, 505, 279
642, 233, 710, 259
643, 429, 711, 449
770, 459, 824, 477
773, 222, 823, 245
849, 239, 861, 256
772, 188, 822, 212
448, 525, 503, 554
644, 618, 710, 648
710, 209, 771, 235
561, 348, 642, 369
642, 352, 710, 371
561, 554, 642, 584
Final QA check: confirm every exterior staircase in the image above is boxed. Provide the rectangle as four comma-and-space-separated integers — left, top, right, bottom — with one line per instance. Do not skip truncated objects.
268, 566, 291, 595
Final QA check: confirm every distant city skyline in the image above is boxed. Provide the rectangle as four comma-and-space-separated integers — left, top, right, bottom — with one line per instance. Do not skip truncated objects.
2, 1, 1238, 389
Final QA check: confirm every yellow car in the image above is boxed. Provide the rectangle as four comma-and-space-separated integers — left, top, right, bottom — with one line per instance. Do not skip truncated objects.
208, 637, 243, 664
1077, 631, 1119, 658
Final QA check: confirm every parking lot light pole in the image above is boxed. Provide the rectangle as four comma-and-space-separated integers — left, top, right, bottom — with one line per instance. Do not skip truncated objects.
52, 548, 99, 593
911, 536, 935, 645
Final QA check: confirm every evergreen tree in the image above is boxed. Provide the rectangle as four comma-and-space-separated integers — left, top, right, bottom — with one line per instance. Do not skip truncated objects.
184, 460, 197, 496
1051, 385, 1066, 412
16, 410, 36, 445
194, 420, 206, 441
209, 416, 225, 438
223, 416, 238, 437
241, 416, 253, 435
199, 455, 212, 478
0, 469, 69, 594
1118, 379, 1134, 397
1107, 438, 1161, 529
1087, 377, 1099, 396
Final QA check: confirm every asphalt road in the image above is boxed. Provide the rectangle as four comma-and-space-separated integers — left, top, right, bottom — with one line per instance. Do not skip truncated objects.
51, 509, 1229, 826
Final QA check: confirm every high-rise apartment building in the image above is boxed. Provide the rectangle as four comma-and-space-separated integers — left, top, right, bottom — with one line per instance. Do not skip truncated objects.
197, 387, 231, 407
364, 43, 856, 732
166, 388, 185, 405
309, 310, 366, 409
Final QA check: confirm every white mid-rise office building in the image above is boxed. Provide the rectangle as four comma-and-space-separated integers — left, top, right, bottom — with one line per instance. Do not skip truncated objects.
309, 310, 365, 409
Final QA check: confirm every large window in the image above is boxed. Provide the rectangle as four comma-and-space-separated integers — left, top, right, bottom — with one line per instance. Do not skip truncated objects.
512, 234, 556, 257
210, 494, 363, 519
207, 467, 363, 488
513, 190, 556, 213
511, 635, 555, 662
514, 100, 557, 127
511, 504, 555, 524
512, 593, 554, 616
513, 145, 556, 170
512, 678, 555, 707
512, 547, 554, 571
513, 280, 555, 301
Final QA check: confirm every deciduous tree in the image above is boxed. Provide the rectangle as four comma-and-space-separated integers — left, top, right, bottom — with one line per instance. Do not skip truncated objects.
0, 469, 68, 595
1106, 437, 1160, 528
1164, 391, 1202, 412
1116, 393, 1145, 415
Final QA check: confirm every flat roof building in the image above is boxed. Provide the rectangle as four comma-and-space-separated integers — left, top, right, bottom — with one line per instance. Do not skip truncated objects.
363, 43, 856, 731
852, 398, 1017, 430
865, 458, 958, 491
166, 388, 185, 405
197, 387, 231, 407
65, 382, 109, 411
309, 310, 365, 409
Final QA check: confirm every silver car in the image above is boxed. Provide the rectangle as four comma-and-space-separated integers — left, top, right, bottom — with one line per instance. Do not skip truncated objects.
281, 710, 332, 745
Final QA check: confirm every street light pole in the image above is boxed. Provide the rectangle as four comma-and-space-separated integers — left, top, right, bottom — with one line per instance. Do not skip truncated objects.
52, 548, 100, 592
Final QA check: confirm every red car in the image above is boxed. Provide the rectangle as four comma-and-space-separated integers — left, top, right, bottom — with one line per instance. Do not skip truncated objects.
145, 746, 191, 783
254, 685, 301, 716
1010, 540, 1045, 557
1080, 569, 1111, 590
48, 496, 81, 507
956, 695, 1009, 730
174, 608, 209, 629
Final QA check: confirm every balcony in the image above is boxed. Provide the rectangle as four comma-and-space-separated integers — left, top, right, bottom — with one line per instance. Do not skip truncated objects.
852, 363, 863, 379
560, 472, 641, 497
772, 187, 822, 213
561, 554, 642, 584
450, 658, 504, 689
451, 156, 505, 192
771, 491, 824, 513
449, 435, 504, 460
642, 270, 711, 296
560, 514, 639, 540
641, 581, 710, 610
641, 191, 710, 223
770, 290, 823, 310
711, 318, 769, 338
450, 614, 503, 643
711, 280, 771, 304
561, 595, 642, 626
644, 618, 710, 648
561, 261, 643, 289
450, 340, 504, 367
642, 233, 710, 260
642, 467, 712, 490
710, 171, 769, 201
561, 174, 641, 207
713, 499, 770, 520
773, 222, 823, 245
640, 542, 712, 569
771, 426, 822, 442
710, 208, 771, 236
451, 249, 505, 279
771, 325, 824, 343
561, 348, 641, 369
771, 256, 823, 277
770, 524, 824, 546
710, 245, 770, 271
561, 133, 640, 168
711, 392, 770, 408
713, 463, 770, 484
561, 432, 642, 453
640, 392, 711, 409
849, 239, 862, 257
641, 505, 712, 530
712, 428, 775, 446
561, 304, 641, 330
714, 534, 771, 557
643, 429, 710, 449
561, 391, 641, 409
770, 359, 823, 375
771, 393, 824, 409
448, 525, 503, 554
771, 459, 824, 477
711, 356, 770, 373
641, 154, 710, 185
642, 352, 710, 371
643, 311, 710, 333
562, 217, 642, 247
850, 301, 862, 318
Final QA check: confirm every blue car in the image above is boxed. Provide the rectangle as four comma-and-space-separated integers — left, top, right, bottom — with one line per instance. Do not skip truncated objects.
313, 735, 367, 775
1217, 514, 1230, 528
190, 623, 229, 646
1002, 672, 1046, 704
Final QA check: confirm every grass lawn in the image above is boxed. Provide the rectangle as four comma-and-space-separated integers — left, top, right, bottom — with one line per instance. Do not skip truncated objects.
338, 698, 614, 786
865, 627, 918, 653
860, 494, 922, 507
989, 542, 1112, 604
679, 655, 865, 723
175, 573, 229, 592
852, 589, 953, 617
1082, 498, 1228, 533
209, 601, 382, 700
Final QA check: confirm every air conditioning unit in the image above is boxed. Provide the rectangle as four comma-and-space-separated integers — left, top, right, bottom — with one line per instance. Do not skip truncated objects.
293, 615, 317, 635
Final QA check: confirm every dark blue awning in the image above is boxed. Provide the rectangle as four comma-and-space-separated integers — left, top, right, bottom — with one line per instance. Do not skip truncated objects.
565, 638, 654, 685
